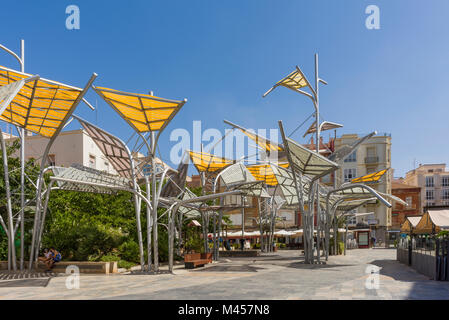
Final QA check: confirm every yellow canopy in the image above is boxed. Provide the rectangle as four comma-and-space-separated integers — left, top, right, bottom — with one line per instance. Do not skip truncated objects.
0, 65, 83, 138
276, 68, 308, 91
94, 86, 186, 133
351, 169, 388, 184
247, 163, 289, 186
188, 151, 234, 173
242, 129, 283, 152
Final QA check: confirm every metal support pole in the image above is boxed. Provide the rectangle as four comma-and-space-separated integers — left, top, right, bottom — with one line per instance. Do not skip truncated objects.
0, 39, 26, 270
29, 72, 97, 270
35, 182, 55, 261
168, 207, 175, 273
314, 54, 321, 264
145, 176, 152, 272
151, 131, 159, 272
19, 39, 26, 271
216, 207, 224, 260
241, 195, 245, 251
0, 128, 17, 271
344, 217, 348, 255
258, 198, 264, 252
334, 217, 338, 255
212, 212, 217, 259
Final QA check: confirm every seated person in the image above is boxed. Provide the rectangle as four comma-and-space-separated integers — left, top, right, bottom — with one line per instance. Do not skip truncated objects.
38, 248, 52, 265
45, 247, 62, 271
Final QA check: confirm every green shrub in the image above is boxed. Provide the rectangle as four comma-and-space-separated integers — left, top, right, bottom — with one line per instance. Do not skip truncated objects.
43, 223, 125, 261
100, 254, 120, 262
117, 260, 136, 269
338, 241, 344, 254
329, 238, 344, 255
118, 240, 140, 263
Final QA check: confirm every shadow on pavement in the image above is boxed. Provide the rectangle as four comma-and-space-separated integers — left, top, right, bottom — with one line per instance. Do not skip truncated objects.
0, 272, 58, 288
193, 265, 264, 272
369, 259, 430, 282
285, 262, 355, 270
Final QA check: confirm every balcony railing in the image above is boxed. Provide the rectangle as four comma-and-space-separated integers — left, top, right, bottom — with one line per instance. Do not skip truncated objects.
364, 156, 379, 164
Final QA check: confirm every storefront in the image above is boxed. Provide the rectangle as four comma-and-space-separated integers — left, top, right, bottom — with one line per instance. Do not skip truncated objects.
355, 229, 371, 248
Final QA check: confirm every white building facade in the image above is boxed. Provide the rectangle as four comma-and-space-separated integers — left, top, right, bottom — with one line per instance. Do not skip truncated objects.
6, 129, 116, 174
404, 163, 449, 211
334, 133, 392, 244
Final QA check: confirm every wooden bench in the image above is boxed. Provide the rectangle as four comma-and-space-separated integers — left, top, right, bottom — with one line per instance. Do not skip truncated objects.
184, 253, 212, 269
0, 261, 117, 274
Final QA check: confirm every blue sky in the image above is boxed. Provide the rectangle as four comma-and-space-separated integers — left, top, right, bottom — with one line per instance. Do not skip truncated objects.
1, 0, 448, 177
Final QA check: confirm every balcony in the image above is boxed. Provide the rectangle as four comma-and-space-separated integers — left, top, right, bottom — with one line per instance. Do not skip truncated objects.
365, 156, 379, 164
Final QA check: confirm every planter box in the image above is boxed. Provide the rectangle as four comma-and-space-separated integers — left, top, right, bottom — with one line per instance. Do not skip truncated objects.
0, 261, 116, 274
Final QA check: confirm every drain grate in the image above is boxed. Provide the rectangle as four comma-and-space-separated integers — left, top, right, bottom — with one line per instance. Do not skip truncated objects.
0, 272, 58, 288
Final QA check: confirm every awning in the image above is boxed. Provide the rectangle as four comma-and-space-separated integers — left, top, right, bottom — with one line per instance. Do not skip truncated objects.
265, 68, 309, 96
247, 163, 289, 186
303, 121, 343, 138
218, 162, 270, 198
428, 209, 449, 229
0, 65, 84, 138
336, 198, 377, 213
283, 137, 339, 180
188, 220, 201, 227
408, 216, 422, 228
94, 86, 186, 133
188, 150, 234, 173
224, 120, 283, 153
51, 164, 132, 194
400, 216, 423, 234
74, 115, 134, 178
351, 169, 388, 184
328, 132, 377, 162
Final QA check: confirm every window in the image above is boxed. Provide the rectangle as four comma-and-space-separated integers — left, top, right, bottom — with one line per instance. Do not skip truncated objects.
426, 202, 435, 207
344, 151, 356, 163
224, 195, 247, 206
426, 189, 434, 200
442, 176, 449, 187
48, 154, 56, 166
321, 173, 331, 183
343, 168, 357, 182
425, 176, 434, 188
89, 155, 96, 169
442, 189, 449, 200
366, 166, 377, 174
366, 147, 376, 157
347, 215, 357, 225
104, 161, 109, 173
406, 196, 413, 208
346, 210, 357, 225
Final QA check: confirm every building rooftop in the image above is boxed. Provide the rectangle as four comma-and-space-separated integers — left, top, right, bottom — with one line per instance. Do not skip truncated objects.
405, 163, 447, 175
392, 179, 420, 190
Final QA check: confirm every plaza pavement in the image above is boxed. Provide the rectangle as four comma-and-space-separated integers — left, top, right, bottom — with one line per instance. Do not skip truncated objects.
0, 248, 448, 300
